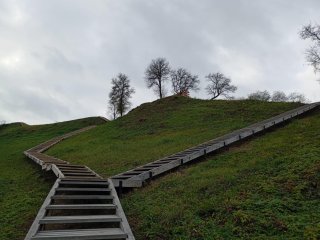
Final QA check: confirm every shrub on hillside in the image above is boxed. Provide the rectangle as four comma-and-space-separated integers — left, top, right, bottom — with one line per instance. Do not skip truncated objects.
248, 90, 271, 101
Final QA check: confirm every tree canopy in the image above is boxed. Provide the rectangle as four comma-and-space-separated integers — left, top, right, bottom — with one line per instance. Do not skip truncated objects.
145, 57, 171, 99
108, 73, 135, 118
205, 72, 237, 100
171, 68, 199, 96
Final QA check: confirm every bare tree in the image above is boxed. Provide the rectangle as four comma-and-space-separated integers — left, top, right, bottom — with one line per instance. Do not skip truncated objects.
205, 72, 237, 100
271, 91, 288, 102
145, 57, 171, 99
300, 24, 320, 74
108, 73, 135, 118
288, 92, 307, 103
171, 68, 199, 96
248, 90, 271, 101
108, 96, 118, 120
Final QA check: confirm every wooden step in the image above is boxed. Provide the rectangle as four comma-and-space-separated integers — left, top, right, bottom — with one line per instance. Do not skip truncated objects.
62, 175, 98, 178
56, 188, 110, 192
60, 178, 106, 182
51, 195, 113, 200
59, 168, 92, 173
63, 172, 96, 176
110, 176, 132, 180
121, 172, 141, 176
31, 228, 127, 239
57, 166, 87, 170
59, 181, 109, 186
46, 204, 116, 210
56, 164, 86, 168
42, 161, 66, 165
39, 215, 121, 224
145, 163, 163, 167
62, 176, 101, 180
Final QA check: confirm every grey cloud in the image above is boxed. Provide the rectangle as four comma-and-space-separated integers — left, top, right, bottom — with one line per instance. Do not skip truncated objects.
0, 0, 319, 124
37, 47, 83, 74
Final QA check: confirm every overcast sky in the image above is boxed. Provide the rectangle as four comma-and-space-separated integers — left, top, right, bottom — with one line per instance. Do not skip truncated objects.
0, 0, 319, 124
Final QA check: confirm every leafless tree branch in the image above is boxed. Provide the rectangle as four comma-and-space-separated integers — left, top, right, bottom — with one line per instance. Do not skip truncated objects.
108, 73, 135, 118
248, 90, 271, 101
300, 23, 320, 75
205, 72, 237, 100
171, 68, 199, 96
271, 91, 288, 102
145, 57, 171, 99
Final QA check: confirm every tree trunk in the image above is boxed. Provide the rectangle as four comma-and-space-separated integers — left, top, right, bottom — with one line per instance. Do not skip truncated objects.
159, 80, 162, 99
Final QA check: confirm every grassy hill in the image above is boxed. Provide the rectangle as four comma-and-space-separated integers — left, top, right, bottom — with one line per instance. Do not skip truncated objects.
45, 97, 320, 239
2, 96, 317, 240
47, 96, 302, 177
0, 117, 106, 240
122, 107, 320, 240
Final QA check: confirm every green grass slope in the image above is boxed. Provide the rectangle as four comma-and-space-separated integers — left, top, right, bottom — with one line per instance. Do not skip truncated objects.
122, 108, 320, 239
47, 96, 302, 177
0, 117, 106, 240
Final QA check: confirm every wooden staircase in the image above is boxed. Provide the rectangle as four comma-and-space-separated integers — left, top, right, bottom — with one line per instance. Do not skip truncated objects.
25, 103, 319, 239
111, 102, 320, 188
24, 126, 134, 240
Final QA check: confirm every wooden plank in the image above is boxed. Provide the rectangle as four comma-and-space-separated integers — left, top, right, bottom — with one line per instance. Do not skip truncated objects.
56, 164, 86, 169
57, 167, 87, 171
60, 169, 92, 173
51, 165, 65, 178
31, 228, 126, 240
56, 164, 87, 168
60, 178, 108, 182
62, 172, 97, 176
56, 187, 110, 192
110, 178, 143, 188
51, 195, 113, 200
62, 176, 102, 180
39, 215, 121, 224
46, 204, 116, 210
108, 179, 135, 240
58, 181, 109, 186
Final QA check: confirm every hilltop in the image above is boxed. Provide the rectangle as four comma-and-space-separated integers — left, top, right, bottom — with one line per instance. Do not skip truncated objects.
47, 96, 301, 177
